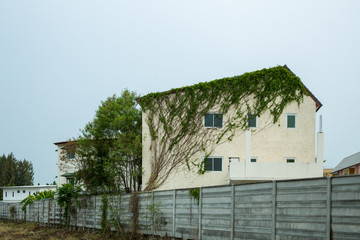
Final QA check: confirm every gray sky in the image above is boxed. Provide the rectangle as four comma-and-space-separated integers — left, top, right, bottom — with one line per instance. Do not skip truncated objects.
0, 1, 359, 185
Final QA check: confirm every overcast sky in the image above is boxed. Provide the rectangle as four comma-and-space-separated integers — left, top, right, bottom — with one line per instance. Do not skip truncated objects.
0, 1, 359, 184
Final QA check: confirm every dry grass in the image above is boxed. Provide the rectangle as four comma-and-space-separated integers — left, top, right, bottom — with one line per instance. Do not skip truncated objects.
0, 220, 116, 240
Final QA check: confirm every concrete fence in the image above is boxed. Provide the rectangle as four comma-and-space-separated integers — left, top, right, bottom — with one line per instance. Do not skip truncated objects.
0, 175, 359, 240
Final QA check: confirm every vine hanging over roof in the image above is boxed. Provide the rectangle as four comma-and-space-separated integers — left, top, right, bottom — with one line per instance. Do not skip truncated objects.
138, 65, 309, 191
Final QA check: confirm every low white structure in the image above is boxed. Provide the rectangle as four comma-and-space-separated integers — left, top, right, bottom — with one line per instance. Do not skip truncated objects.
1, 185, 57, 202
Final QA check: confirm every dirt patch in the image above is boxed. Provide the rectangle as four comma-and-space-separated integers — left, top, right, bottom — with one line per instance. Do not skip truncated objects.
0, 220, 116, 240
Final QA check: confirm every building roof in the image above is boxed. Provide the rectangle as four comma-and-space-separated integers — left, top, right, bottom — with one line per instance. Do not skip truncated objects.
332, 151, 360, 172
283, 65, 322, 111
138, 65, 322, 112
54, 140, 71, 146
0, 185, 57, 189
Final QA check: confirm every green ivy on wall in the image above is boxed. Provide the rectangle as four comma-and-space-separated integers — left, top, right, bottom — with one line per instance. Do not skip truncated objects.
139, 66, 308, 190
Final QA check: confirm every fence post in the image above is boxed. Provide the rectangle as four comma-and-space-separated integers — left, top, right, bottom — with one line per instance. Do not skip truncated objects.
231, 184, 235, 240
172, 189, 176, 237
94, 195, 97, 229
198, 187, 202, 240
152, 191, 155, 235
326, 177, 332, 239
272, 181, 277, 240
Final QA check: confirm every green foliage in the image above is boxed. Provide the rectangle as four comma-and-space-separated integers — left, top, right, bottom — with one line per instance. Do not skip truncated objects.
21, 190, 55, 211
0, 153, 34, 199
139, 66, 308, 190
57, 184, 82, 226
71, 89, 142, 194
100, 194, 109, 233
9, 206, 16, 219
189, 188, 200, 204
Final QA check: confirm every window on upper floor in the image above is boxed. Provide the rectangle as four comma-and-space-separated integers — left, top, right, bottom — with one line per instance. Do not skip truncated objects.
204, 157, 222, 171
250, 157, 258, 163
12, 192, 14, 197
67, 152, 75, 159
5, 192, 7, 197
23, 190, 25, 193
17, 190, 20, 193
248, 113, 257, 128
287, 114, 296, 129
286, 158, 296, 163
204, 113, 223, 128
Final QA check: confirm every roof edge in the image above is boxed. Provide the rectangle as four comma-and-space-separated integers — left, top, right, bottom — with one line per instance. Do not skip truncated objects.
283, 65, 323, 112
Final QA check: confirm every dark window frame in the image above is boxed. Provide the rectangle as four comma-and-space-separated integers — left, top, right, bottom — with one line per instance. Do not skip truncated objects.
287, 114, 296, 129
204, 157, 223, 171
204, 113, 223, 128
248, 113, 257, 128
286, 158, 296, 163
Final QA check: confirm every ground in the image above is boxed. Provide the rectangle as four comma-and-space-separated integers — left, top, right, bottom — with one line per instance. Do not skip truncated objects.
0, 220, 120, 240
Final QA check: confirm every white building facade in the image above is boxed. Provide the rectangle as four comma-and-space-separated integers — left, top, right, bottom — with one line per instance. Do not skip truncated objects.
1, 185, 57, 202
54, 141, 78, 187
141, 66, 324, 190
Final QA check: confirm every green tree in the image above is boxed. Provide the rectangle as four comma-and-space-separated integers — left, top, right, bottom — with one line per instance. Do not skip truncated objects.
21, 190, 55, 211
63, 90, 142, 194
0, 153, 34, 199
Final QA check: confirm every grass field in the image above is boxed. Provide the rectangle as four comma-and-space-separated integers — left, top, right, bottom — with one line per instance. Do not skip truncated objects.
0, 220, 118, 240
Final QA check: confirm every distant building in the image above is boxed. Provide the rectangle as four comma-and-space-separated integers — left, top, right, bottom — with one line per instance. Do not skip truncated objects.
1, 185, 57, 202
54, 141, 78, 187
323, 168, 334, 177
332, 152, 360, 176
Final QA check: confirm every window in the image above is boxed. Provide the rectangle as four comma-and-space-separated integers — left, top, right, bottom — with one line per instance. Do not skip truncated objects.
67, 152, 75, 159
248, 113, 257, 128
67, 177, 75, 186
5, 192, 7, 197
17, 190, 20, 193
287, 114, 296, 128
29, 192, 31, 196
12, 192, 14, 197
204, 113, 223, 128
204, 157, 222, 171
250, 157, 258, 163
23, 190, 26, 193
286, 158, 296, 163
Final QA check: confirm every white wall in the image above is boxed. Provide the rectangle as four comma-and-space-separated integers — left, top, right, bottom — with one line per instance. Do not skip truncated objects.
2, 186, 57, 202
56, 144, 78, 186
142, 95, 320, 190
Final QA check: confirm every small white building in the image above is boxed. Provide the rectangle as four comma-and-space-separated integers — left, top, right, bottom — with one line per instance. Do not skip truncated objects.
1, 185, 57, 202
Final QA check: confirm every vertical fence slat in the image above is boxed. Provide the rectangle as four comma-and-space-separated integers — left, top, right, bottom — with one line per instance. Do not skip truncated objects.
198, 187, 202, 240
272, 180, 277, 240
326, 177, 332, 239
172, 189, 176, 237
231, 184, 235, 240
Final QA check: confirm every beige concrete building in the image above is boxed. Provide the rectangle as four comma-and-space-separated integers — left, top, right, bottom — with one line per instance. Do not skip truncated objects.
141, 66, 324, 191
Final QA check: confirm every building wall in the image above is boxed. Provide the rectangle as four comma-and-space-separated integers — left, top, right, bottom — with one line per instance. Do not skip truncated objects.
56, 144, 78, 186
337, 163, 360, 176
142, 95, 319, 190
2, 186, 57, 202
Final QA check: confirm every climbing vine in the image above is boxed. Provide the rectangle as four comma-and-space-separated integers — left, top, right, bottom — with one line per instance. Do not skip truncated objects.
100, 194, 109, 233
57, 184, 82, 226
139, 66, 308, 190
